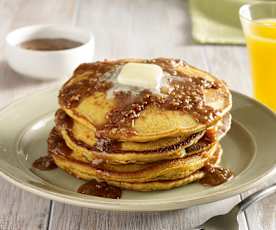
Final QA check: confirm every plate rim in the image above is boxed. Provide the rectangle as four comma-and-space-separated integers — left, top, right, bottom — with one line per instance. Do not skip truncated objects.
0, 87, 275, 211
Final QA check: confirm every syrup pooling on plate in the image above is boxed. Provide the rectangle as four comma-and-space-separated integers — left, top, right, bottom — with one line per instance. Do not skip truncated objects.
188, 144, 233, 187
200, 163, 233, 186
77, 180, 122, 199
32, 155, 57, 170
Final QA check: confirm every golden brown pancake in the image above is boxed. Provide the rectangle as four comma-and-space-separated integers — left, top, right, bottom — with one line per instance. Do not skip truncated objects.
55, 109, 204, 152
55, 110, 209, 164
52, 144, 220, 183
48, 127, 217, 182
59, 58, 232, 142
52, 144, 222, 191
54, 110, 230, 164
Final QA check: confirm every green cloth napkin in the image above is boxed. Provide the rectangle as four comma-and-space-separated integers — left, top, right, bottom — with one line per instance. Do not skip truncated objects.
189, 0, 251, 44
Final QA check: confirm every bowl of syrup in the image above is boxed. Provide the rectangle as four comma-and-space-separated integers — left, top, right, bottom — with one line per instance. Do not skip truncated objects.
5, 24, 95, 80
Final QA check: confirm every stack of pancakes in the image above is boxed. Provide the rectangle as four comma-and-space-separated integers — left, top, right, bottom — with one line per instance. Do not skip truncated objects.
49, 58, 232, 191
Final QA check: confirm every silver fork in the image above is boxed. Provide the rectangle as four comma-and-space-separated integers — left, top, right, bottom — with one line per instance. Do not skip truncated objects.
193, 183, 276, 230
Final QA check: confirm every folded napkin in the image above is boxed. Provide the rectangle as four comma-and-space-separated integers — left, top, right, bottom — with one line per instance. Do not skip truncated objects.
189, 0, 251, 44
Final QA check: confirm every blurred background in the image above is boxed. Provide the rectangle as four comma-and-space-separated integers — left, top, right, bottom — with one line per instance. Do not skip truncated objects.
0, 0, 255, 103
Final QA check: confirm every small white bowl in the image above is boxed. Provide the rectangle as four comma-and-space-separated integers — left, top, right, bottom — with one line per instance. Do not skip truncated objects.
5, 24, 95, 80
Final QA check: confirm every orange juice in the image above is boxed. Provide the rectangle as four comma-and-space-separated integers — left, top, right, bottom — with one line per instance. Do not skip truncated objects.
245, 19, 276, 110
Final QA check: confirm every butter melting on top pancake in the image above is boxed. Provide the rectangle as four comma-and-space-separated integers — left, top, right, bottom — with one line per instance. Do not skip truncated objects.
58, 58, 231, 142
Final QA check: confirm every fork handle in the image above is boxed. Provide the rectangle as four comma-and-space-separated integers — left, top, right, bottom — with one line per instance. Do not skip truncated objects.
238, 183, 276, 213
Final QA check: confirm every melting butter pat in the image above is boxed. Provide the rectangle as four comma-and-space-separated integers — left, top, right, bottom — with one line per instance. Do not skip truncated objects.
117, 63, 163, 89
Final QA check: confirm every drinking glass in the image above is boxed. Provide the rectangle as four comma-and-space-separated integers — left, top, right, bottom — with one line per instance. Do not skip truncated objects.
240, 2, 276, 110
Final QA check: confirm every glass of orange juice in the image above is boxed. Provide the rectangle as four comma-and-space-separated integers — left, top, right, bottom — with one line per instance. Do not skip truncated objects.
240, 2, 276, 110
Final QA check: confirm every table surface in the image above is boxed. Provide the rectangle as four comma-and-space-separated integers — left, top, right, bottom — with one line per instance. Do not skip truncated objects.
0, 0, 275, 229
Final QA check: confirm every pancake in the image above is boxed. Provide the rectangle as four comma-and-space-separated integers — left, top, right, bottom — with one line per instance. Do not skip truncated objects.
55, 110, 208, 164
55, 109, 204, 152
54, 110, 230, 164
52, 144, 219, 183
109, 143, 223, 192
59, 58, 232, 142
49, 126, 217, 181
52, 144, 222, 191
56, 109, 231, 151
108, 171, 205, 192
